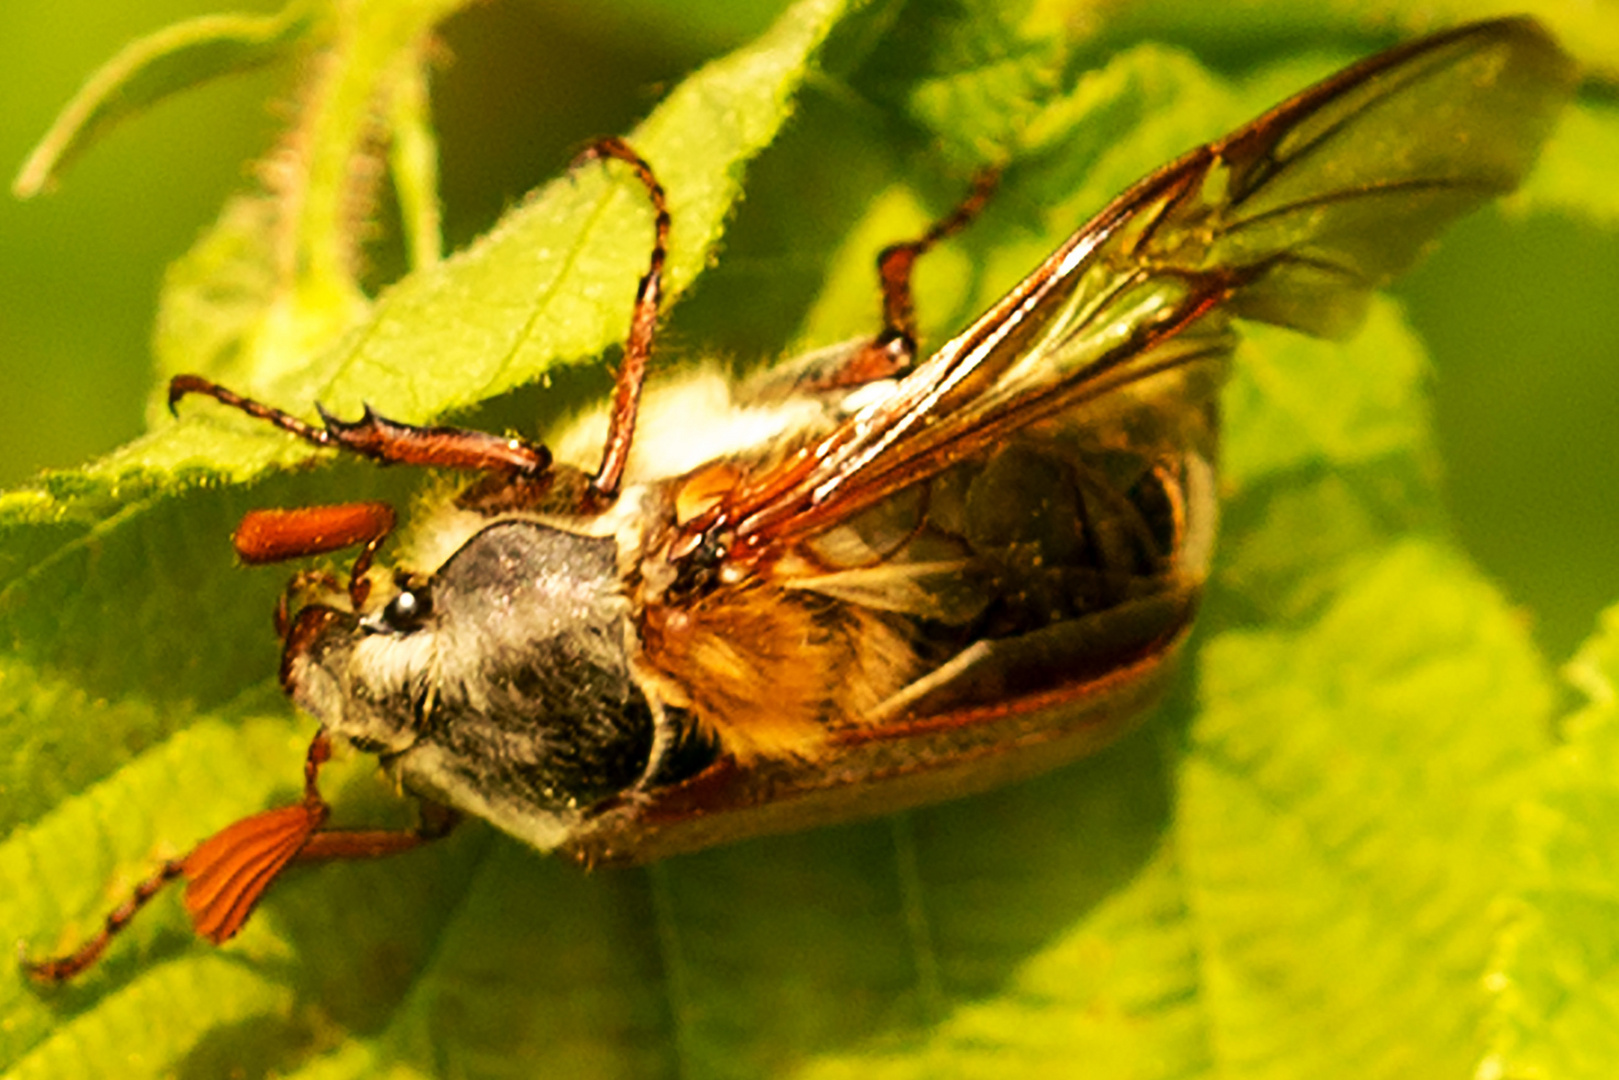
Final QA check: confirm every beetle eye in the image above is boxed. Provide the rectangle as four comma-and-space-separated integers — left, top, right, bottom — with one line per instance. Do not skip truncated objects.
380, 585, 433, 633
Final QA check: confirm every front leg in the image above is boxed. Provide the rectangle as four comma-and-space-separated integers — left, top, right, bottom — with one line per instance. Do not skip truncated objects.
169, 375, 552, 476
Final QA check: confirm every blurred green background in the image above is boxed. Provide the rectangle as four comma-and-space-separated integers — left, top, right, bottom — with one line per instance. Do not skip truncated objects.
2, 0, 1616, 665
0, 0, 789, 484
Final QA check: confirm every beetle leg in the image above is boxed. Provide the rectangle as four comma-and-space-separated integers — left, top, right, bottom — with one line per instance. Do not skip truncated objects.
569, 136, 671, 500
810, 168, 1003, 393
168, 375, 552, 476
878, 168, 1001, 353
23, 731, 458, 982
274, 570, 343, 638
289, 800, 460, 864
20, 856, 187, 982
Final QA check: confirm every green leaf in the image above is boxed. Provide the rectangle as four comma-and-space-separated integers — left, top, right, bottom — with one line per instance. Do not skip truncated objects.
146, 0, 479, 416
1485, 603, 1619, 1078
1181, 541, 1553, 1076
4, 4, 1618, 1079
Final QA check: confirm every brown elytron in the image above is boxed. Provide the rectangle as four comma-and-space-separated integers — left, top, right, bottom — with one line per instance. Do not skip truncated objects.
27, 19, 1572, 981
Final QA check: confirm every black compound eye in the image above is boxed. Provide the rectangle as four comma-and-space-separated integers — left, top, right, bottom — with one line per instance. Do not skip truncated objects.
381, 585, 433, 633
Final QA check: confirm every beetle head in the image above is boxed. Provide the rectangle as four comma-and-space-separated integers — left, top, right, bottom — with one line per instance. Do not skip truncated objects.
281, 520, 657, 830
